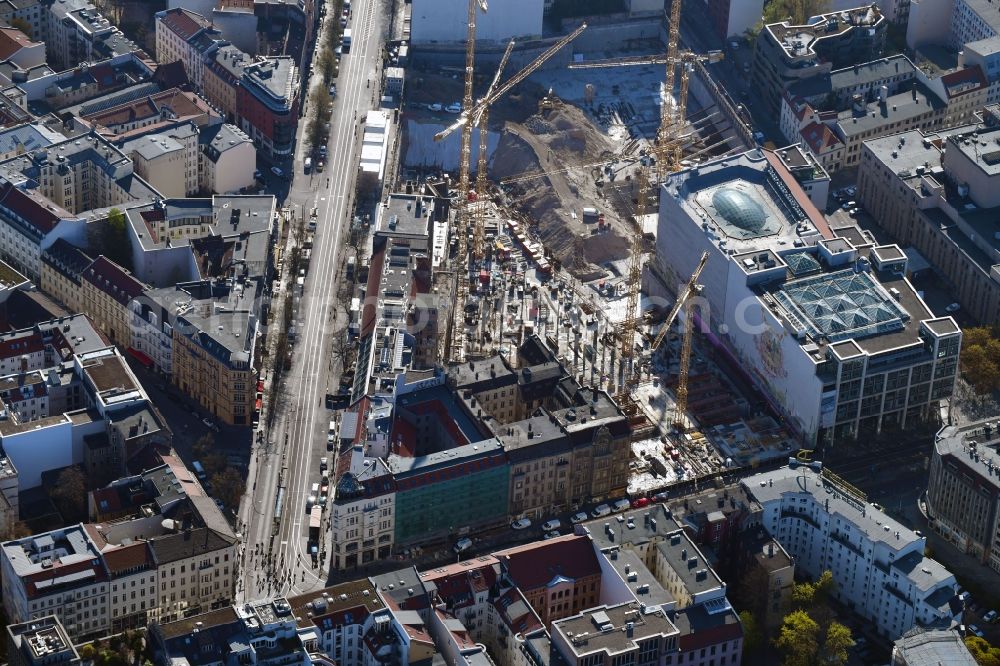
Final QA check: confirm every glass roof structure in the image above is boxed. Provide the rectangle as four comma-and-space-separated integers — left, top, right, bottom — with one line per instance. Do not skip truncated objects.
784, 251, 822, 276
774, 269, 910, 342
695, 182, 783, 240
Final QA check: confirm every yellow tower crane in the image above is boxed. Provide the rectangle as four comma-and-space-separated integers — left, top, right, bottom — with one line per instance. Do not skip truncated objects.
446, 0, 488, 365
437, 23, 587, 363
472, 38, 515, 261
649, 251, 709, 428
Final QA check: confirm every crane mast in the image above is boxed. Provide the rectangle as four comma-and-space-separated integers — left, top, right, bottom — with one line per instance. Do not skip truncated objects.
472, 39, 514, 262
616, 164, 647, 402
447, 0, 486, 364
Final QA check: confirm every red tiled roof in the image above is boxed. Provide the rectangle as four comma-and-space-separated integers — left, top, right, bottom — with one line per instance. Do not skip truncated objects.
496, 535, 602, 592
800, 121, 842, 154
103, 541, 152, 574
82, 256, 147, 306
0, 330, 43, 359
941, 65, 987, 98
0, 182, 61, 234
159, 7, 209, 42
90, 486, 123, 515
0, 26, 36, 60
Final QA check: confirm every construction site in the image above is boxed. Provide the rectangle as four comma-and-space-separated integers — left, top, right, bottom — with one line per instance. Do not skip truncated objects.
389, 0, 800, 497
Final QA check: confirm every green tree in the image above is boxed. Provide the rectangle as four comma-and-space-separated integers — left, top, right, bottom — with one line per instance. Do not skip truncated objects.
775, 610, 820, 666
8, 18, 31, 38
211, 467, 245, 509
739, 610, 764, 653
79, 644, 96, 660
791, 580, 816, 608
820, 622, 853, 666
192, 433, 216, 459
762, 0, 829, 25
100, 208, 133, 271
967, 636, 1000, 666
962, 326, 1000, 393
50, 466, 87, 523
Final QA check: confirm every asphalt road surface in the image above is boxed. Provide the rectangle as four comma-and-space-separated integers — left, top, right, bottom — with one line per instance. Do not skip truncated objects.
236, 0, 387, 601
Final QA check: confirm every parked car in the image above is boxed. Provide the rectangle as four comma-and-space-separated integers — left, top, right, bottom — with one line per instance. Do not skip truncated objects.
543, 531, 561, 540
202, 417, 217, 431
445, 102, 462, 114
612, 498, 631, 512
270, 166, 283, 177
983, 610, 998, 623
946, 302, 961, 313
214, 498, 225, 510
511, 518, 532, 530
631, 497, 651, 508
454, 537, 473, 553
592, 504, 612, 518
320, 457, 328, 471
541, 519, 561, 532
306, 495, 316, 511
428, 103, 443, 112
969, 624, 985, 638
653, 491, 670, 501
570, 512, 588, 524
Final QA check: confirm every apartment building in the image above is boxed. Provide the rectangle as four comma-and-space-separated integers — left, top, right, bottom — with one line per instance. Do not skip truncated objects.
202, 45, 246, 124
154, 7, 217, 89
659, 149, 962, 444
856, 116, 1000, 324
751, 5, 886, 115
237, 57, 299, 158
80, 256, 147, 348
39, 239, 91, 312
6, 615, 81, 666
925, 420, 1000, 572
119, 123, 200, 198
743, 465, 958, 639
329, 446, 396, 570
45, 0, 138, 71
1, 525, 112, 640
171, 279, 258, 426
2, 463, 237, 641
198, 123, 256, 195
495, 536, 602, 627
128, 288, 174, 375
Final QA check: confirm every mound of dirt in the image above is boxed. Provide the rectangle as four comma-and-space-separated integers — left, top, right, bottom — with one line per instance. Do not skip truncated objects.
490, 101, 635, 279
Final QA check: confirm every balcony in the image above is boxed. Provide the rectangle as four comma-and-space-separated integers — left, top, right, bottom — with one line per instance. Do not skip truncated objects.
830, 530, 865, 557
780, 508, 820, 529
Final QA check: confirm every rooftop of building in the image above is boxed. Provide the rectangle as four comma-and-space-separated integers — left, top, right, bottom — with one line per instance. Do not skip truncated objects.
605, 547, 675, 606
79, 347, 139, 398
199, 123, 251, 162
287, 578, 385, 631
789, 55, 917, 101
580, 503, 677, 551
765, 5, 884, 60
0, 123, 64, 157
6, 615, 79, 662
171, 279, 258, 361
495, 535, 602, 591
670, 603, 743, 650
965, 34, 1000, 58
81, 256, 147, 306
387, 436, 504, 479
2, 523, 102, 578
552, 603, 678, 657
377, 192, 435, 240
836, 85, 945, 138
743, 465, 940, 557
932, 420, 1000, 491
664, 148, 829, 256
242, 57, 297, 106
157, 6, 211, 42
892, 628, 977, 666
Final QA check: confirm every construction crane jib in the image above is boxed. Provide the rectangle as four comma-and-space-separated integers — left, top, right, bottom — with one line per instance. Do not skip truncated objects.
650, 250, 709, 353
434, 23, 587, 143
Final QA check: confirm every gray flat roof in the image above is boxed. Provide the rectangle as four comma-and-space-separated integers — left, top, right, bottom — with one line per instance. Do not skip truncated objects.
552, 603, 678, 657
